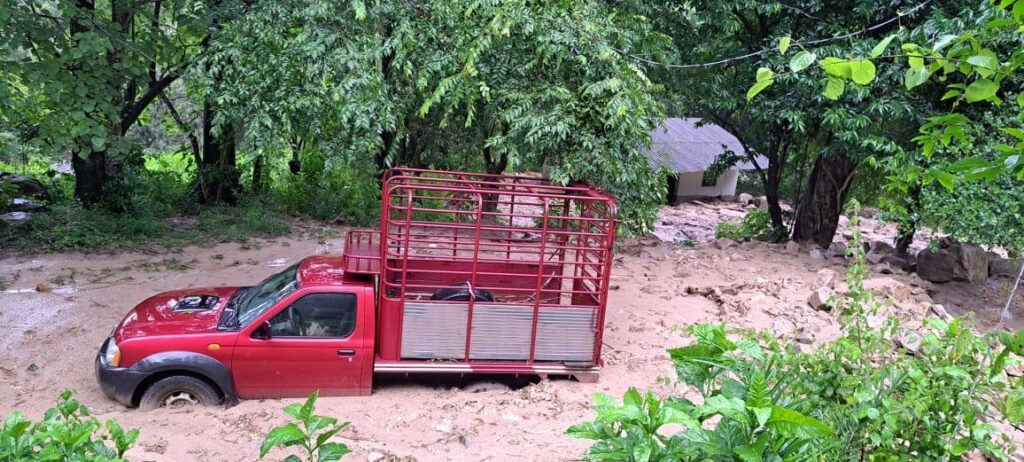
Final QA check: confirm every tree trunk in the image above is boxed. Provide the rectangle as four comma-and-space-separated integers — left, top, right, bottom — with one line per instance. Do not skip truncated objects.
252, 153, 265, 194
894, 184, 921, 256
288, 136, 302, 174
71, 149, 108, 205
791, 154, 858, 249
196, 101, 239, 204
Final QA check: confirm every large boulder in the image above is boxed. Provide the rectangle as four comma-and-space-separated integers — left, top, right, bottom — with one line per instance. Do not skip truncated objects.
916, 243, 989, 283
990, 257, 1022, 278
0, 172, 48, 199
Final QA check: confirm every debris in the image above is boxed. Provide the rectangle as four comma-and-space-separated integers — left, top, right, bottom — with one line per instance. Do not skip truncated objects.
433, 419, 453, 433
367, 452, 386, 462
267, 258, 287, 267
930, 304, 953, 320
35, 282, 52, 293
863, 277, 912, 302
785, 241, 801, 253
772, 319, 795, 336
807, 287, 833, 311
989, 257, 1022, 278
27, 363, 38, 372
714, 238, 738, 250
917, 243, 988, 283
809, 248, 825, 260
814, 269, 836, 289
738, 193, 754, 205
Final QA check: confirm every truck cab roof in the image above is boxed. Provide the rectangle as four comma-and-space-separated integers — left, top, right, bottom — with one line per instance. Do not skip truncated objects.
298, 255, 371, 287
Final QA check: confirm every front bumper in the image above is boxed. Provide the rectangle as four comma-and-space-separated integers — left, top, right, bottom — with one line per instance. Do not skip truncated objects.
95, 354, 148, 407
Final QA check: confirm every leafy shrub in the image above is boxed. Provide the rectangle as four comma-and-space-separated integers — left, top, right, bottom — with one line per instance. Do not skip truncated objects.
714, 208, 780, 242
569, 325, 832, 461
260, 391, 350, 462
572, 209, 1024, 461
0, 390, 139, 461
272, 152, 379, 226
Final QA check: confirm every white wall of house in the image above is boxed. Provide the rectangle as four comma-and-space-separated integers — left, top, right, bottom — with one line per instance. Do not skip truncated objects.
672, 170, 741, 200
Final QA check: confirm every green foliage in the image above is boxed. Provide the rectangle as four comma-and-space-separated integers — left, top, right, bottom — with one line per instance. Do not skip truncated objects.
0, 201, 290, 252
0, 389, 139, 461
272, 152, 379, 226
573, 207, 1024, 461
714, 209, 779, 242
260, 391, 350, 462
917, 171, 1024, 253
568, 324, 832, 461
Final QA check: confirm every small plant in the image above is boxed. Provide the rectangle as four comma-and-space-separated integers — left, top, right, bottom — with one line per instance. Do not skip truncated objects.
714, 208, 781, 242
0, 389, 139, 461
260, 391, 350, 462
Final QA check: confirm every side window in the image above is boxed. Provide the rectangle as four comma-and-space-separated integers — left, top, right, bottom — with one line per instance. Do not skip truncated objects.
267, 293, 357, 338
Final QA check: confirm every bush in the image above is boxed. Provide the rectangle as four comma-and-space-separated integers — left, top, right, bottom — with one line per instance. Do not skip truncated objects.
272, 152, 379, 226
714, 208, 781, 242
0, 390, 139, 461
571, 210, 1024, 461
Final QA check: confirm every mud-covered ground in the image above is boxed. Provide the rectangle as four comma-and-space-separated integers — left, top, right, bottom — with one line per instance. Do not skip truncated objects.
1, 203, 1021, 461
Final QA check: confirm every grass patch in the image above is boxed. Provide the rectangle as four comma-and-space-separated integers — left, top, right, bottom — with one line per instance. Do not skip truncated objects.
0, 201, 291, 253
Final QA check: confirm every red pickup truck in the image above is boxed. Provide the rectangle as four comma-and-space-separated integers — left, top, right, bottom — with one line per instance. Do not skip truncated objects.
96, 169, 617, 409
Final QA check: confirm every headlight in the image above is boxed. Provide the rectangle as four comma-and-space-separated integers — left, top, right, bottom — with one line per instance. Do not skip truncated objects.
103, 337, 121, 367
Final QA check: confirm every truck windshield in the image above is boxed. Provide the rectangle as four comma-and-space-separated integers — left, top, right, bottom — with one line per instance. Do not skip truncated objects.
236, 263, 300, 327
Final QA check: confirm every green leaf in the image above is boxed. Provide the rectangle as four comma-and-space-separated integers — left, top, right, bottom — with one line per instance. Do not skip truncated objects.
778, 36, 791, 54
750, 406, 772, 427
350, 0, 367, 20
820, 57, 851, 78
765, 406, 832, 439
746, 79, 773, 101
965, 78, 999, 103
823, 77, 846, 100
755, 67, 774, 82
904, 66, 931, 89
699, 396, 747, 420
566, 422, 605, 440
849, 59, 876, 85
1003, 389, 1024, 423
967, 50, 999, 78
871, 34, 896, 58
260, 424, 305, 458
317, 442, 351, 462
789, 51, 816, 73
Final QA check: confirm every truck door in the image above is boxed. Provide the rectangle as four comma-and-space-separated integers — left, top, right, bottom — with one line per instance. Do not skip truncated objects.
231, 290, 366, 398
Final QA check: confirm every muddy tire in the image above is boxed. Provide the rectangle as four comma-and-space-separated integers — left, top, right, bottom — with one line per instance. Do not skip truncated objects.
138, 376, 220, 411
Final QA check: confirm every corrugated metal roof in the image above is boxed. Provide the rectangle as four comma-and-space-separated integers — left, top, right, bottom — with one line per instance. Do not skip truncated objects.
642, 118, 761, 173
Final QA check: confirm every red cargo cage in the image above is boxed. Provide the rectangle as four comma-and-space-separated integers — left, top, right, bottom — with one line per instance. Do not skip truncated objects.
344, 168, 617, 376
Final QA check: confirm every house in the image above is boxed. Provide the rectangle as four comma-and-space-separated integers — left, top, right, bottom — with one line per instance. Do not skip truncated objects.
642, 117, 760, 202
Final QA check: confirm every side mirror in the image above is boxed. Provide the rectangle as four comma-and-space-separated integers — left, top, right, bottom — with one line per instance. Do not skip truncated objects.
253, 321, 272, 340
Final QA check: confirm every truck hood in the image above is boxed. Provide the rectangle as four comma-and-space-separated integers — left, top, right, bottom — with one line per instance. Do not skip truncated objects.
115, 287, 240, 340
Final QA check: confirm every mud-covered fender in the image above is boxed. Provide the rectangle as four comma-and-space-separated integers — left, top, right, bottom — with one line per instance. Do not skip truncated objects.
130, 351, 237, 404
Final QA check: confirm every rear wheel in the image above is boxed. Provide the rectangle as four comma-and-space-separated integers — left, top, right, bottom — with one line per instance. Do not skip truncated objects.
139, 376, 220, 411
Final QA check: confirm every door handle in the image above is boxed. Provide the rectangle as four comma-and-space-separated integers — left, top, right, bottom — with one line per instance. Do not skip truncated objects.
337, 349, 356, 356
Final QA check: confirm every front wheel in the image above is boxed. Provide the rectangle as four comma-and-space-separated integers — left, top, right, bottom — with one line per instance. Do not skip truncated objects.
138, 376, 220, 411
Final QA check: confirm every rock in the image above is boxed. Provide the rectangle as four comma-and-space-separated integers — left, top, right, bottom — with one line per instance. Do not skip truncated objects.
825, 242, 848, 259
796, 333, 814, 344
433, 419, 453, 433
814, 268, 837, 289
930, 304, 953, 320
637, 234, 661, 247
740, 240, 762, 250
864, 277, 911, 302
0, 172, 48, 198
462, 381, 511, 393
865, 241, 895, 265
785, 241, 801, 253
714, 238, 738, 250
756, 196, 768, 209
738, 193, 754, 205
7, 197, 45, 212
916, 243, 988, 283
896, 331, 923, 354
837, 215, 850, 228
0, 211, 30, 228
809, 248, 825, 260
990, 257, 1022, 278
807, 287, 834, 310
773, 319, 796, 336
35, 282, 52, 293
367, 453, 386, 462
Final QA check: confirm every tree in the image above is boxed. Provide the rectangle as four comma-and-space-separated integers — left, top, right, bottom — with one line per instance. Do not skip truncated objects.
632, 0, 931, 246
1, 0, 213, 206
205, 0, 667, 232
